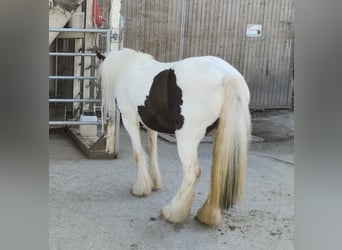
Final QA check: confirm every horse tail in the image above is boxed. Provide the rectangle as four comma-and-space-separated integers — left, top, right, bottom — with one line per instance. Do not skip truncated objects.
96, 56, 113, 124
97, 51, 116, 154
96, 51, 111, 121
197, 73, 251, 225
210, 74, 251, 210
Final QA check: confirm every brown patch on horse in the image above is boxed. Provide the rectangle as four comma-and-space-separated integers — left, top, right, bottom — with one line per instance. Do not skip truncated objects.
138, 69, 184, 133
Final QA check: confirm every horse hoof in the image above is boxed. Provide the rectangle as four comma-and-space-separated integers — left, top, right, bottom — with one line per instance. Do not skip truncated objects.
160, 210, 180, 224
196, 205, 222, 226
130, 188, 150, 197
160, 206, 189, 224
159, 212, 172, 224
151, 183, 162, 192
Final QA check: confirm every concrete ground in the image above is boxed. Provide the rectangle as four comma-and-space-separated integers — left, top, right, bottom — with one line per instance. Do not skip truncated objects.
49, 110, 294, 250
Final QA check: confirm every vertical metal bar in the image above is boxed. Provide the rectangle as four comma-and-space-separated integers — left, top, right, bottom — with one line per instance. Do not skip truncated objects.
101, 104, 104, 133
111, 27, 121, 156
89, 53, 95, 111
80, 33, 86, 114
64, 105, 67, 121
79, 0, 87, 115
54, 39, 58, 105
119, 16, 124, 50
106, 29, 111, 54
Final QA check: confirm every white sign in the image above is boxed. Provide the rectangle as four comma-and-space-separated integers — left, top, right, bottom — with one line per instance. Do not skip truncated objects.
246, 24, 262, 37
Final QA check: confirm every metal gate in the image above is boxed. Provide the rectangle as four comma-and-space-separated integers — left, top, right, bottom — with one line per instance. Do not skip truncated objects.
49, 28, 111, 127
49, 28, 121, 158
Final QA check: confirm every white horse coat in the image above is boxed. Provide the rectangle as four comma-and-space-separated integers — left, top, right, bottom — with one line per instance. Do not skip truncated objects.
98, 49, 251, 226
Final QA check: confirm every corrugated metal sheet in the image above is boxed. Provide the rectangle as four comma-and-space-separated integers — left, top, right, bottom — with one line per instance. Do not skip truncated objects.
121, 0, 184, 61
121, 0, 294, 108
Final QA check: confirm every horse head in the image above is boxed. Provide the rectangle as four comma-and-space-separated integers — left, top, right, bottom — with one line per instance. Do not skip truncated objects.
96, 50, 106, 61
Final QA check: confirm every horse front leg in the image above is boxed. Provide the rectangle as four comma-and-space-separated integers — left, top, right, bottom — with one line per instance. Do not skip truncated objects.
160, 131, 202, 223
146, 128, 162, 190
122, 115, 153, 197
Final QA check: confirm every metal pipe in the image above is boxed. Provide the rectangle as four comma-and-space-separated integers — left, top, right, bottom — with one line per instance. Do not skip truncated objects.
49, 52, 96, 56
49, 121, 102, 125
54, 40, 58, 106
49, 99, 101, 103
49, 28, 111, 33
49, 76, 98, 80
101, 104, 104, 133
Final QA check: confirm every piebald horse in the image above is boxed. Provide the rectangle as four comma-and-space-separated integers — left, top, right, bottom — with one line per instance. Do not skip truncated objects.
97, 49, 251, 226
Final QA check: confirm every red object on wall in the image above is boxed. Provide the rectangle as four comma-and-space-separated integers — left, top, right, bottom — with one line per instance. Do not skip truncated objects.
92, 0, 106, 27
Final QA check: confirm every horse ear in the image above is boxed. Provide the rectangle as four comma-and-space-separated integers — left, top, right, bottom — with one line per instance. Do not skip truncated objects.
96, 50, 106, 61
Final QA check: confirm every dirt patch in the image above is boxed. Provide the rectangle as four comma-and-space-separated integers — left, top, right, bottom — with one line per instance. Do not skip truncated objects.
216, 209, 294, 242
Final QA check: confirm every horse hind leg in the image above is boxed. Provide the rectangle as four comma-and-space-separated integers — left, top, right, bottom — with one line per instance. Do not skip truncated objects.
160, 130, 202, 224
146, 128, 162, 190
121, 115, 153, 197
